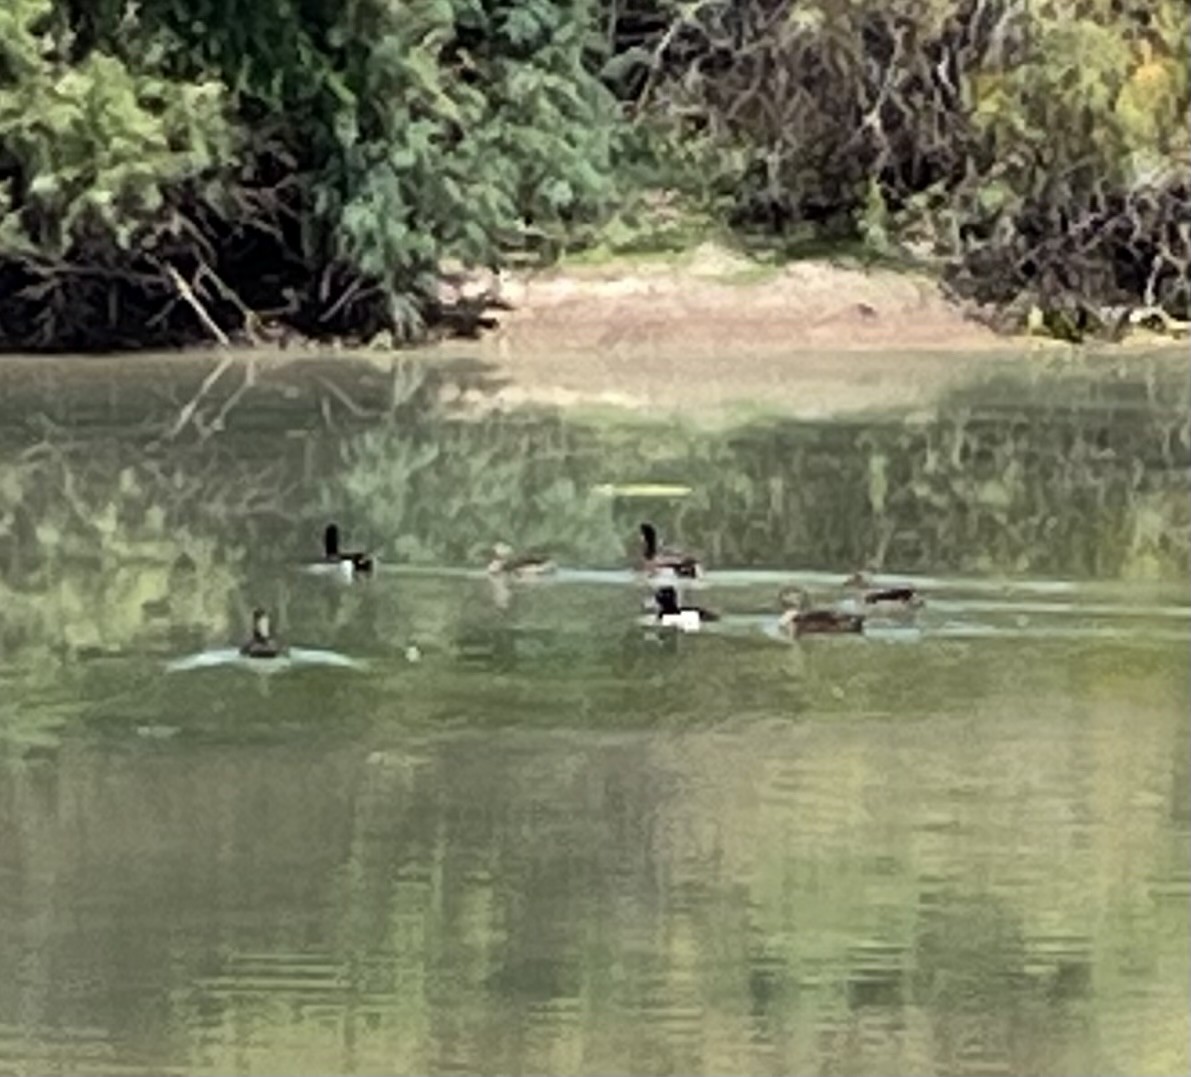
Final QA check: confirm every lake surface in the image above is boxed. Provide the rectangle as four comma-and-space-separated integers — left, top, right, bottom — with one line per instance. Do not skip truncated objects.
0, 350, 1187, 1076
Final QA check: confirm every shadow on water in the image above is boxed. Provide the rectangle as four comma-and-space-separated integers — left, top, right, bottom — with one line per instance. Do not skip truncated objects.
0, 348, 1187, 1075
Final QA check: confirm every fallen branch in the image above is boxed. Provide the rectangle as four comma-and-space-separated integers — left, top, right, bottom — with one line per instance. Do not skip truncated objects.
320, 276, 369, 324
195, 263, 265, 342
162, 263, 231, 346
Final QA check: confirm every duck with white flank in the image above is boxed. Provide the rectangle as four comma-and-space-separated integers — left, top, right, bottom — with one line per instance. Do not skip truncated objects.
648, 585, 719, 632
323, 522, 374, 578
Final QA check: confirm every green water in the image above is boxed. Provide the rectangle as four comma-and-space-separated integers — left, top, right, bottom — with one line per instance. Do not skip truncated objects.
0, 351, 1188, 1076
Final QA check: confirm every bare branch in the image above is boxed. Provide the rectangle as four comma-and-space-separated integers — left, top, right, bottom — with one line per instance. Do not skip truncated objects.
161, 264, 231, 347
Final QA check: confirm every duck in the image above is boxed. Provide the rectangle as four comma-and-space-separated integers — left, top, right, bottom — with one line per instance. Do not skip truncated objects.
842, 571, 923, 611
649, 585, 719, 632
639, 522, 702, 579
486, 542, 556, 578
323, 522, 374, 577
240, 608, 288, 658
777, 587, 865, 636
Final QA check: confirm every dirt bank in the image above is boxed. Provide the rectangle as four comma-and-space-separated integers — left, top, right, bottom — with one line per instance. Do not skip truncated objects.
430, 244, 1076, 417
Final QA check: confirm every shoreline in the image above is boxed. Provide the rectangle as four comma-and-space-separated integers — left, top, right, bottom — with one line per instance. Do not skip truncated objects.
2, 246, 1184, 422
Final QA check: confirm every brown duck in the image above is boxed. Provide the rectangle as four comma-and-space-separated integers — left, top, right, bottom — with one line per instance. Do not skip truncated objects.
487, 542, 556, 578
778, 587, 865, 636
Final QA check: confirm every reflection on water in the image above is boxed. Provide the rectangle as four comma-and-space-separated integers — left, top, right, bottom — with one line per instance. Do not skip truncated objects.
0, 351, 1187, 1076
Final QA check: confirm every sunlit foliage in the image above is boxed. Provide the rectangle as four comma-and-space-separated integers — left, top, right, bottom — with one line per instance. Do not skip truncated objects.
609, 0, 1189, 334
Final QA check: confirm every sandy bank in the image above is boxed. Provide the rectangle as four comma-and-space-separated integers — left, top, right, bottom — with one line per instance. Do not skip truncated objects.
430, 244, 1085, 417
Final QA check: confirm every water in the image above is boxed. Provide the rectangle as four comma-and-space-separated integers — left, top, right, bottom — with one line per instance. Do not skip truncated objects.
0, 350, 1187, 1076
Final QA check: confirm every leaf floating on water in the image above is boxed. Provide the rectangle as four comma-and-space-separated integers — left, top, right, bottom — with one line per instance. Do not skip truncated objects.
592, 483, 693, 498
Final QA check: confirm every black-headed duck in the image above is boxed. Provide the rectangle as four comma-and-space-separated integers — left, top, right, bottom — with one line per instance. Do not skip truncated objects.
639, 522, 702, 579
240, 608, 288, 659
649, 585, 719, 632
486, 542, 556, 578
778, 587, 865, 637
842, 571, 923, 610
324, 522, 374, 577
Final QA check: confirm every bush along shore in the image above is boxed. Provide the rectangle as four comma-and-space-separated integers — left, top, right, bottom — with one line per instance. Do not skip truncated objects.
0, 0, 1187, 353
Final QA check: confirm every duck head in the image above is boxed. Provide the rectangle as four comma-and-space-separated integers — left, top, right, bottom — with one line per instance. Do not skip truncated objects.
778, 586, 811, 612
324, 523, 341, 559
654, 585, 681, 616
843, 570, 874, 589
487, 541, 514, 574
640, 522, 659, 559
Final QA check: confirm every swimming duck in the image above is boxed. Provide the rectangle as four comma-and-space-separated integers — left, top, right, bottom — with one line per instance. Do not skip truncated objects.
778, 587, 865, 636
639, 522, 702, 579
324, 522, 374, 577
649, 585, 719, 632
240, 608, 288, 658
486, 542, 556, 578
842, 571, 923, 610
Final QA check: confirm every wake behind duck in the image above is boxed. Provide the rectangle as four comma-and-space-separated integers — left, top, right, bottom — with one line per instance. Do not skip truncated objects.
166, 608, 367, 674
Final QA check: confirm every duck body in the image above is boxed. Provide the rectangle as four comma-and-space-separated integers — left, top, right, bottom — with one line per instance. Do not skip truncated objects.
778, 587, 865, 637
639, 522, 702, 579
240, 608, 289, 659
779, 608, 865, 636
487, 542, 556, 578
843, 572, 923, 611
324, 523, 374, 577
650, 585, 718, 632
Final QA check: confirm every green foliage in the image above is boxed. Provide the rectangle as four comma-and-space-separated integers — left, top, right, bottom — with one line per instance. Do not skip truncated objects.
135, 0, 620, 274
325, 0, 622, 322
0, 0, 625, 348
0, 0, 231, 254
0, 0, 1188, 347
